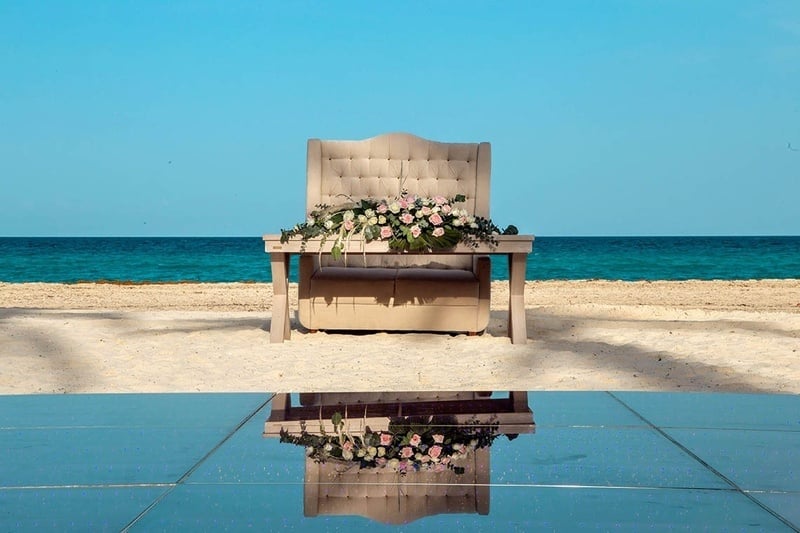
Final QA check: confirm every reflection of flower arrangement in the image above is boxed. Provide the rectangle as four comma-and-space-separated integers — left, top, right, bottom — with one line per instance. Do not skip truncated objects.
280, 193, 517, 260
279, 413, 502, 475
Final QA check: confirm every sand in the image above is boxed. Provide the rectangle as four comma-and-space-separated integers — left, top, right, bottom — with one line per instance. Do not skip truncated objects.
1, 280, 798, 395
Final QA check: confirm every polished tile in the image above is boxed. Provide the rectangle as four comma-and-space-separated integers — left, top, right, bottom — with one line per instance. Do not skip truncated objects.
1, 392, 798, 531
0, 393, 271, 487
490, 427, 727, 488
751, 492, 800, 529
614, 392, 800, 430
128, 483, 795, 532
1, 486, 168, 532
527, 391, 646, 428
184, 401, 305, 485
1, 426, 237, 486
489, 486, 795, 531
0, 393, 271, 429
662, 428, 800, 492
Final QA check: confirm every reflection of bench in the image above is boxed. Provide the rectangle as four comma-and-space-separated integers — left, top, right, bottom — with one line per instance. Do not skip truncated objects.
264, 391, 534, 525
301, 133, 493, 335
264, 391, 536, 435
304, 449, 490, 524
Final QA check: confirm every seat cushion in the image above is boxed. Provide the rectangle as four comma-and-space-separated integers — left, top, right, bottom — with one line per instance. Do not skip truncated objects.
310, 267, 396, 305
394, 268, 479, 305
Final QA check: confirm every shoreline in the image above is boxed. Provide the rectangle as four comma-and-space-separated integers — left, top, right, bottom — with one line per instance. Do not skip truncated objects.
1, 280, 799, 395
2, 279, 799, 312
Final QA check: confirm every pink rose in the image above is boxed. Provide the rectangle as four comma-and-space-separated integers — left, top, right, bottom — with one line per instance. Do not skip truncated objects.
342, 441, 353, 451
432, 227, 445, 237
441, 204, 452, 214
377, 203, 388, 214
429, 213, 443, 226
409, 434, 421, 447
421, 206, 432, 216
410, 225, 422, 238
400, 213, 415, 224
432, 434, 444, 444
401, 446, 414, 458
376, 457, 387, 466
380, 226, 393, 239
344, 219, 354, 231
428, 445, 442, 459
433, 196, 447, 206
380, 433, 393, 446
398, 198, 408, 209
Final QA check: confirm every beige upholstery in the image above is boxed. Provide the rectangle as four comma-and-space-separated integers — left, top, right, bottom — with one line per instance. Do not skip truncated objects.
304, 449, 489, 524
298, 132, 492, 334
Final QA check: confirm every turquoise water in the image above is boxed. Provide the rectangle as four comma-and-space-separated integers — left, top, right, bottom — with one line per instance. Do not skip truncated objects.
0, 237, 798, 283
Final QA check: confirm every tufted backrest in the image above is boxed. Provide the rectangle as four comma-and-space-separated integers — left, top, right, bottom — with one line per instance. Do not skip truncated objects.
306, 133, 491, 269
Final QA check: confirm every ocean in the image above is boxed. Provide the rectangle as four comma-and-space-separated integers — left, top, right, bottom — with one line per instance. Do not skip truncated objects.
0, 236, 798, 283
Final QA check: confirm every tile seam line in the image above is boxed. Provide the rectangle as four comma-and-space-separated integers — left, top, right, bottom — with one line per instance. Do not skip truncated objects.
606, 391, 800, 533
0, 483, 175, 491
119, 393, 274, 532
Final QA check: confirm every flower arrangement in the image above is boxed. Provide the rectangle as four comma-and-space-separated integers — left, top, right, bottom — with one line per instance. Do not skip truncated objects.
279, 413, 502, 475
280, 193, 517, 260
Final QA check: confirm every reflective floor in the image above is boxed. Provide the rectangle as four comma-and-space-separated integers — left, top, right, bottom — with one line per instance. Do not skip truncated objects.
1, 391, 799, 531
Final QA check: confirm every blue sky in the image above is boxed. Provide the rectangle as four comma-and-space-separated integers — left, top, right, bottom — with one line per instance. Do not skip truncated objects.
1, 1, 798, 237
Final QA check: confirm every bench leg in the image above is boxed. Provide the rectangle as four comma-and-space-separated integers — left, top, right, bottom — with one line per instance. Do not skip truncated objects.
270, 252, 291, 343
508, 252, 528, 344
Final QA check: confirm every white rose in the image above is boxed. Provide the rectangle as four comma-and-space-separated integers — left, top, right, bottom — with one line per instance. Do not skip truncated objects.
378, 215, 386, 224
324, 220, 334, 229
389, 202, 401, 214
343, 210, 355, 221
368, 216, 378, 225
357, 214, 367, 223
342, 449, 354, 461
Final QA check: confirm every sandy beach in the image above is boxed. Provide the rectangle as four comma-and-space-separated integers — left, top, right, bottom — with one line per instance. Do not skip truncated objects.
1, 280, 798, 395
